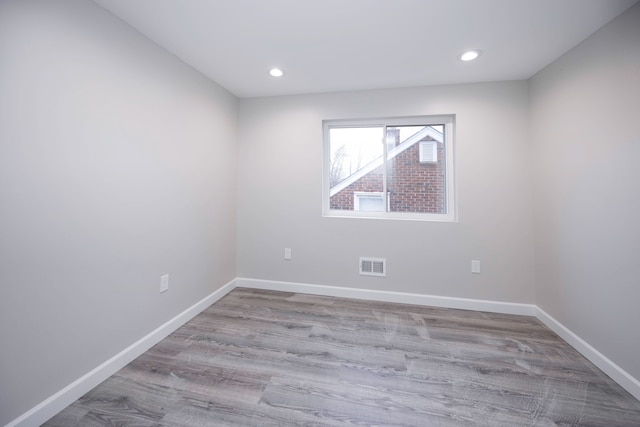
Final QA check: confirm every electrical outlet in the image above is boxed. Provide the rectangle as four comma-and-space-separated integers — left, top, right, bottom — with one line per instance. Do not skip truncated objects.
284, 248, 292, 260
471, 260, 481, 274
160, 274, 169, 293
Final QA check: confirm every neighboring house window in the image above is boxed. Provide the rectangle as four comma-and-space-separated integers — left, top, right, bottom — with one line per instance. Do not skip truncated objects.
354, 191, 386, 212
323, 115, 455, 221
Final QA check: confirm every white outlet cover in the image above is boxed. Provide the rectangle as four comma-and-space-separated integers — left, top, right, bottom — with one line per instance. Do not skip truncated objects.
160, 274, 169, 292
471, 260, 481, 274
284, 248, 292, 260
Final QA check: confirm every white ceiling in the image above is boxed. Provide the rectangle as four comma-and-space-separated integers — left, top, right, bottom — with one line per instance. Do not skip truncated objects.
94, 0, 637, 98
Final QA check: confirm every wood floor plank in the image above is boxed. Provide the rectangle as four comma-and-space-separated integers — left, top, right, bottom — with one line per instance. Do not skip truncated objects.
44, 288, 640, 426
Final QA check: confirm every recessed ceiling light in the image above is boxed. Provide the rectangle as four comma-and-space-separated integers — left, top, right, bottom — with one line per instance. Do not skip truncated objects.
269, 68, 285, 77
459, 50, 482, 61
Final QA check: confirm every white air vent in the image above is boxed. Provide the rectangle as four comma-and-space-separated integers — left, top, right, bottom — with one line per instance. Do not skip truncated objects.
419, 141, 437, 163
359, 257, 386, 277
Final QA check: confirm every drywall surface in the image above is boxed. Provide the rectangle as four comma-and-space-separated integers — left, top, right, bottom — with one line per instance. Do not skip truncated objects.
0, 0, 237, 424
530, 3, 640, 380
238, 82, 535, 304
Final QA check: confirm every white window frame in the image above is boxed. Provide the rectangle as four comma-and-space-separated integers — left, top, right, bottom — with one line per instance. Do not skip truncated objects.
323, 115, 456, 222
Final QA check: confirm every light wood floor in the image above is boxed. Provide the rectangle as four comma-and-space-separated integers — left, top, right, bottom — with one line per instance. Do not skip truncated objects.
45, 288, 640, 426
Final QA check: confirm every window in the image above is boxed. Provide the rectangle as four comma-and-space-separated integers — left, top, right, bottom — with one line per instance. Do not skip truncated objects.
354, 192, 387, 212
323, 115, 455, 221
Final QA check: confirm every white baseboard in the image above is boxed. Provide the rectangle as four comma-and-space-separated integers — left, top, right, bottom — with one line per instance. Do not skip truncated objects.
535, 307, 640, 401
7, 279, 236, 427
11, 277, 639, 426
235, 277, 537, 316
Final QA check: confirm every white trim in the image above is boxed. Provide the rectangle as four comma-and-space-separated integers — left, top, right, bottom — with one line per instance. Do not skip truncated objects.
235, 277, 536, 316
535, 306, 640, 401
7, 279, 237, 427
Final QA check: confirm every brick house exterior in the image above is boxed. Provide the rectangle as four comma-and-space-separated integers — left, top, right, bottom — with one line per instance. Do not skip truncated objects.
330, 132, 445, 214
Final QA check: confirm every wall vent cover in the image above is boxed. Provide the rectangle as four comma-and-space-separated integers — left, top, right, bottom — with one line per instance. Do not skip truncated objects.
419, 140, 438, 163
359, 257, 386, 277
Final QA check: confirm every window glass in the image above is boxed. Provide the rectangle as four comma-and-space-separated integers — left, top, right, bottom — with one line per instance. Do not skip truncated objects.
329, 127, 383, 211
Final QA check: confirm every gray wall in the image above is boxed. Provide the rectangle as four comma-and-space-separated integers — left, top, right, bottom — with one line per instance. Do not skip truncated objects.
530, 3, 640, 380
238, 82, 535, 303
3, 0, 639, 423
0, 0, 238, 424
